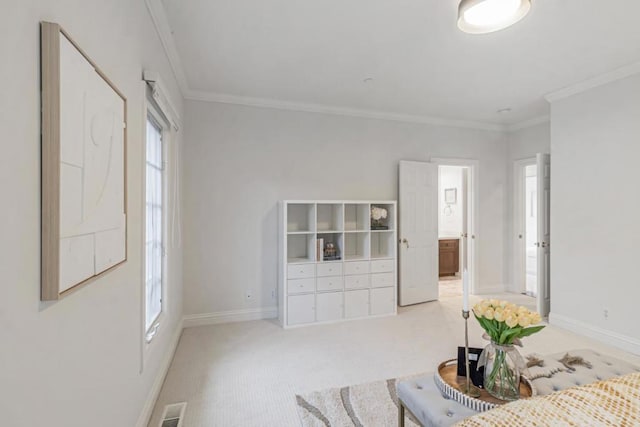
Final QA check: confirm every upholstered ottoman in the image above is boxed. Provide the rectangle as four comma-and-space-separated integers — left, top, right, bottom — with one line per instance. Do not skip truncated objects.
397, 349, 640, 427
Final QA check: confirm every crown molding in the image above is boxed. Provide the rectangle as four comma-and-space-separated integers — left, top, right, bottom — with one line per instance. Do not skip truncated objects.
185, 90, 507, 132
506, 115, 550, 132
545, 61, 640, 103
144, 0, 189, 96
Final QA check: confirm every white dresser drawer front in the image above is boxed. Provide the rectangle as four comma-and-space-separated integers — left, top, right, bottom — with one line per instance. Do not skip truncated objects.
287, 294, 315, 325
288, 278, 315, 295
371, 272, 395, 288
370, 287, 395, 316
345, 274, 370, 290
316, 262, 343, 277
370, 259, 395, 273
316, 292, 343, 322
287, 263, 315, 279
345, 289, 369, 319
344, 261, 369, 275
317, 276, 344, 292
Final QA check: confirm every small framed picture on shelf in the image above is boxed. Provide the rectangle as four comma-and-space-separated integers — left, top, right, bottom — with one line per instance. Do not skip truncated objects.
370, 206, 388, 230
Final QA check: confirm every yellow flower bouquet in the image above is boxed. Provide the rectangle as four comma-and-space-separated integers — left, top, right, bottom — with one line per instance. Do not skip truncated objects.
472, 299, 544, 400
472, 299, 544, 345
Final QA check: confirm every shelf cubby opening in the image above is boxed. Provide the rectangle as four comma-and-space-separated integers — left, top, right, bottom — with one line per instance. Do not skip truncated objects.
316, 203, 343, 232
370, 203, 395, 231
344, 203, 370, 231
344, 232, 370, 260
287, 234, 315, 263
371, 231, 395, 259
317, 232, 344, 262
287, 203, 315, 232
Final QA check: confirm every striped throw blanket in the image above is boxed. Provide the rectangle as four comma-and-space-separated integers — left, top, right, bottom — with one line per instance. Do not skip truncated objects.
455, 372, 640, 426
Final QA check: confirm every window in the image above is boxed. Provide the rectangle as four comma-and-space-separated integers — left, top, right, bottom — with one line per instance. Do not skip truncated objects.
145, 112, 165, 335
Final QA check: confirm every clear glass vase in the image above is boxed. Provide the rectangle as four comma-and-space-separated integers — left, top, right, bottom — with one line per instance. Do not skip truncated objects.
482, 342, 522, 401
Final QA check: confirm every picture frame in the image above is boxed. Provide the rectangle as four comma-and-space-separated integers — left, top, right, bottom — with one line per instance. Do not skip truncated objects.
40, 22, 127, 300
444, 188, 457, 204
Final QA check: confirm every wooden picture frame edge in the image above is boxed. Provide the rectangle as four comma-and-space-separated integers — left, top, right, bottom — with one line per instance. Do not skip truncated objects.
40, 21, 128, 301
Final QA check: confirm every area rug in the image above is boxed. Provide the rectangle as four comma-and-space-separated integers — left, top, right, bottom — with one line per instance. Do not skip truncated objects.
295, 376, 420, 427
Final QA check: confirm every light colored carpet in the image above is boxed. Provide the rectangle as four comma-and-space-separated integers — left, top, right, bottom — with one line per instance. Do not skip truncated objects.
439, 278, 462, 299
147, 293, 640, 427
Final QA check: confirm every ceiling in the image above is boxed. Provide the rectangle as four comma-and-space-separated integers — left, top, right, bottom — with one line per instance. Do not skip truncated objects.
159, 0, 640, 128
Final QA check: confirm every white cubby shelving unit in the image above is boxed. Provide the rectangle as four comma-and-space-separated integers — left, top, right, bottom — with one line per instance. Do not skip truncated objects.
278, 200, 397, 328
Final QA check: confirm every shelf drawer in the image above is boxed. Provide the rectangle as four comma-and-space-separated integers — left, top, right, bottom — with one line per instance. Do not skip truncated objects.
344, 261, 369, 275
345, 274, 369, 290
370, 259, 394, 273
287, 294, 315, 325
370, 287, 395, 316
317, 276, 344, 292
316, 262, 343, 277
288, 278, 315, 295
371, 272, 395, 288
287, 263, 315, 279
316, 292, 343, 322
345, 289, 369, 319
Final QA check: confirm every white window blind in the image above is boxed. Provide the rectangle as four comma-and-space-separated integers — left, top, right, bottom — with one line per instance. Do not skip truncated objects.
145, 113, 164, 332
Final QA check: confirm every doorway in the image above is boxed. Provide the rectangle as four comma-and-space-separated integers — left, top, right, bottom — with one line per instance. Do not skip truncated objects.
524, 164, 537, 297
397, 159, 478, 306
514, 154, 551, 317
436, 164, 472, 299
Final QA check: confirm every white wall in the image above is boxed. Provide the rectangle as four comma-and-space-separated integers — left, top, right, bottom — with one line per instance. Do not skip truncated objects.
438, 166, 464, 238
0, 2, 184, 426
183, 100, 509, 315
505, 122, 551, 291
549, 74, 640, 353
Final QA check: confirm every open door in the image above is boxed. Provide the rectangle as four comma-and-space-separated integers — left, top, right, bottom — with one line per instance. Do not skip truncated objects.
398, 160, 438, 306
460, 168, 468, 271
536, 153, 550, 317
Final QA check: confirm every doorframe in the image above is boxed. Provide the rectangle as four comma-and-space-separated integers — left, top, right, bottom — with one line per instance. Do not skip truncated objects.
512, 157, 536, 294
431, 158, 479, 294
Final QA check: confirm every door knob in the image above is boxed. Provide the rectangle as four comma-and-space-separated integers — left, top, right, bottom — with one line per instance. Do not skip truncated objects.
535, 242, 540, 247
400, 238, 410, 249
518, 234, 523, 239
541, 241, 548, 248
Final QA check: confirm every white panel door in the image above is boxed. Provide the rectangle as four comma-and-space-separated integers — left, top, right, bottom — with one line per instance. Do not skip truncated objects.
460, 168, 468, 271
344, 289, 369, 318
316, 292, 343, 322
537, 153, 551, 317
287, 294, 315, 325
370, 287, 395, 315
398, 161, 438, 306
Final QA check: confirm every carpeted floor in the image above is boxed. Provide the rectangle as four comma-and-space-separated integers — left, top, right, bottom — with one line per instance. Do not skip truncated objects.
147, 293, 640, 427
439, 276, 462, 299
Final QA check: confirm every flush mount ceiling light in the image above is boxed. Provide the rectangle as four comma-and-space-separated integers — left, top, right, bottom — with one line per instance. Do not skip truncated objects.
458, 0, 531, 34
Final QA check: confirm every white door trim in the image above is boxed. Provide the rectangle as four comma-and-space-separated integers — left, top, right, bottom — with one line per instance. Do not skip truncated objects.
431, 158, 479, 294
512, 157, 536, 294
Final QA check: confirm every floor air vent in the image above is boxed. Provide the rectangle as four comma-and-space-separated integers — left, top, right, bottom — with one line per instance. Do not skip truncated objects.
160, 402, 187, 427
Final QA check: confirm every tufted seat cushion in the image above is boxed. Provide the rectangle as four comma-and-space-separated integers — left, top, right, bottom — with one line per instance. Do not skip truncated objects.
397, 375, 478, 427
530, 349, 640, 396
397, 349, 640, 427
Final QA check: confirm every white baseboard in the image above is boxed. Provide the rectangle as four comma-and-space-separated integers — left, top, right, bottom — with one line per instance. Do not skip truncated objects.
183, 306, 278, 328
549, 312, 640, 356
135, 317, 184, 427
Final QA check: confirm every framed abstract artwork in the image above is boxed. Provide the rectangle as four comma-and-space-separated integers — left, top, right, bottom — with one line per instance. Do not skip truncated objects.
40, 22, 127, 300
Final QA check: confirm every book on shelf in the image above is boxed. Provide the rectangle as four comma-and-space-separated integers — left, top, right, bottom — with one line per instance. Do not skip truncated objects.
316, 238, 324, 261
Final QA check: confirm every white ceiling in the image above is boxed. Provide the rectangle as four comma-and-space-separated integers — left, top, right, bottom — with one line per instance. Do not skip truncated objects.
159, 0, 640, 128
